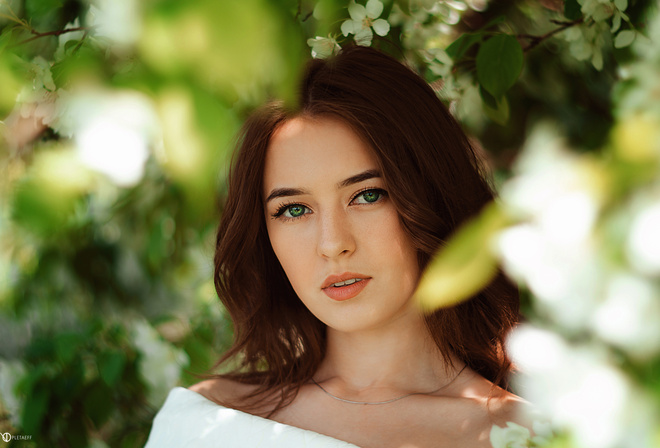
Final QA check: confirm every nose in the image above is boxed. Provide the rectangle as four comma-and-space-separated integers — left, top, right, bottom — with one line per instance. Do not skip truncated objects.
316, 207, 356, 259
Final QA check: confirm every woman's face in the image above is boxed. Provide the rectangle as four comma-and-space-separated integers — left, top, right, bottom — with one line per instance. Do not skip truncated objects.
263, 116, 421, 333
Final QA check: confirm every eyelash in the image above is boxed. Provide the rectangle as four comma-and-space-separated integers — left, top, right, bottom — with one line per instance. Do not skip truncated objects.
271, 187, 388, 222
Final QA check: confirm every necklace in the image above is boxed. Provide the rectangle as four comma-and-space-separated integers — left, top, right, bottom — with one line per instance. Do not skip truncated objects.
310, 364, 468, 405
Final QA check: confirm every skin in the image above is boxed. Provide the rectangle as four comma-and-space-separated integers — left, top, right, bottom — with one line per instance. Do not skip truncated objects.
263, 115, 421, 335
191, 116, 529, 447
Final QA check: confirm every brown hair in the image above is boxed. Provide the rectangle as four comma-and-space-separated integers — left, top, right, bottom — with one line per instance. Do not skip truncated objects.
212, 45, 519, 416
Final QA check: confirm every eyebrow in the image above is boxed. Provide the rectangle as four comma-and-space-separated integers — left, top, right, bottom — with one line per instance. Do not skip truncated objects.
265, 169, 382, 204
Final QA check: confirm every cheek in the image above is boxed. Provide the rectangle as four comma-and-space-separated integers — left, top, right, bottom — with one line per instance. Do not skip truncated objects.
267, 225, 314, 292
368, 212, 419, 282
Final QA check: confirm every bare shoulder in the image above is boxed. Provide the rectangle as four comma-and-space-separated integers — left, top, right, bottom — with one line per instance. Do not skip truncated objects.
451, 373, 539, 443
188, 377, 260, 408
486, 388, 536, 428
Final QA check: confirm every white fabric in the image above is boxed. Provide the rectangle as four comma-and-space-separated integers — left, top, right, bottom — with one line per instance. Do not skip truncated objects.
144, 387, 361, 448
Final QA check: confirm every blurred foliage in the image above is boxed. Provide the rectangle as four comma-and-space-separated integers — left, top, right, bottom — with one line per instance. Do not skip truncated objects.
0, 0, 658, 446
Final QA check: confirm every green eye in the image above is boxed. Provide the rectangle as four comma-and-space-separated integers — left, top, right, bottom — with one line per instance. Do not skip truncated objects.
272, 203, 311, 220
354, 189, 386, 204
362, 191, 380, 203
284, 204, 308, 218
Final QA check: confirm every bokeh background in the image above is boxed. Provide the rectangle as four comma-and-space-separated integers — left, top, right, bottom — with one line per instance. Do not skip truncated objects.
0, 0, 658, 446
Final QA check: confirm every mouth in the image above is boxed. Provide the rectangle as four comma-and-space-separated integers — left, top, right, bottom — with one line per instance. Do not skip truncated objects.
322, 272, 371, 301
321, 272, 370, 289
328, 278, 363, 287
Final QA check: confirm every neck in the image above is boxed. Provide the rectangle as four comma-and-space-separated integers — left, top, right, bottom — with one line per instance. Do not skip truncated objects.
314, 310, 461, 398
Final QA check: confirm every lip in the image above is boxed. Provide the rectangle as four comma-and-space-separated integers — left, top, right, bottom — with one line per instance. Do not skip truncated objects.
322, 272, 370, 289
322, 272, 371, 302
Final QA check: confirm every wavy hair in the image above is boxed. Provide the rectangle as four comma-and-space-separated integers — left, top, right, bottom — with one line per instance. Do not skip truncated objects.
212, 45, 519, 416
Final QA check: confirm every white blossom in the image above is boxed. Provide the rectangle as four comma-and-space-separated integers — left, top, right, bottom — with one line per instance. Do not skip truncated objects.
13, 57, 57, 124
560, 0, 633, 69
626, 200, 660, 275
132, 319, 189, 407
531, 421, 554, 445
389, 1, 464, 50
490, 422, 533, 448
614, 11, 660, 117
426, 48, 454, 78
496, 124, 605, 329
307, 35, 341, 59
87, 0, 141, 47
508, 326, 633, 448
52, 89, 160, 187
592, 273, 660, 360
341, 0, 390, 46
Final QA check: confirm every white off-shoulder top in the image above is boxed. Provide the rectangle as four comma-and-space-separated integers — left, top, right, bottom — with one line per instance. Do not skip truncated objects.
144, 387, 360, 448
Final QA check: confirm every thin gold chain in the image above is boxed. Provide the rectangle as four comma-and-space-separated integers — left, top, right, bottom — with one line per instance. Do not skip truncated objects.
310, 364, 468, 405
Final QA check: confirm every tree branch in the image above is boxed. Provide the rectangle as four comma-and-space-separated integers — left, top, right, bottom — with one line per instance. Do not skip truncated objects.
301, 11, 313, 22
519, 18, 584, 53
10, 27, 90, 48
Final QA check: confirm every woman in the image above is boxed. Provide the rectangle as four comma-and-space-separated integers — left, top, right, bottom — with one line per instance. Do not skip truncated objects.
145, 45, 527, 448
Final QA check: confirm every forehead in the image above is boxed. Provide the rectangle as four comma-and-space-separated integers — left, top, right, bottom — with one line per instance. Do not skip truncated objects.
263, 116, 378, 190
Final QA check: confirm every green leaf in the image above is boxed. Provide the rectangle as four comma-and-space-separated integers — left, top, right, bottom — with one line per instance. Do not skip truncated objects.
476, 34, 523, 100
11, 178, 76, 235
25, 337, 56, 361
479, 85, 498, 109
25, 0, 63, 21
16, 364, 48, 396
483, 92, 510, 125
614, 30, 636, 48
99, 350, 126, 387
21, 385, 50, 434
614, 0, 627, 11
480, 86, 510, 125
50, 45, 104, 89
0, 50, 24, 116
55, 332, 84, 364
51, 359, 82, 401
64, 39, 81, 53
0, 30, 13, 51
416, 202, 509, 311
446, 32, 483, 61
611, 11, 622, 32
564, 0, 582, 20
183, 337, 212, 371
